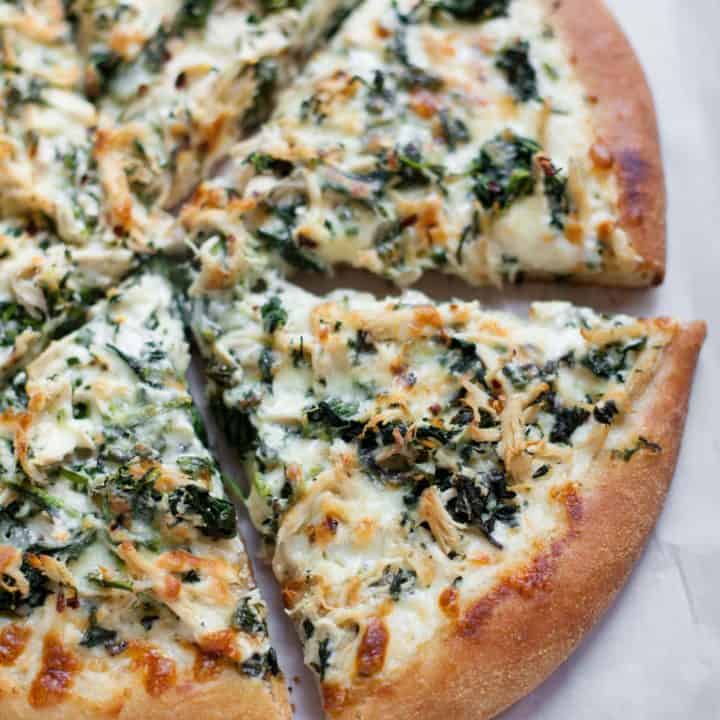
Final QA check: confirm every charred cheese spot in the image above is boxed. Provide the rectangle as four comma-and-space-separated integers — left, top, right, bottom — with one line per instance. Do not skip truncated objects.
356, 617, 389, 678
438, 587, 460, 619
0, 624, 31, 666
29, 633, 81, 708
128, 644, 177, 698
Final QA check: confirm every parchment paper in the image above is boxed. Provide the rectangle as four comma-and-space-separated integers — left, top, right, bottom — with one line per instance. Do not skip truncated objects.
192, 1, 720, 716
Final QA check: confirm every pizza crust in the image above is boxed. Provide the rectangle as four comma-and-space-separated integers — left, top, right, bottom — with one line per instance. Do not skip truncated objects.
544, 0, 666, 284
0, 669, 290, 720
320, 320, 705, 720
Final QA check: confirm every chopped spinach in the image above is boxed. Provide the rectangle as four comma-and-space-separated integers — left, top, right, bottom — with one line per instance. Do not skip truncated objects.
256, 202, 326, 273
305, 399, 364, 442
311, 638, 332, 680
81, 611, 118, 649
549, 406, 590, 445
242, 648, 280, 677
247, 152, 294, 176
446, 469, 517, 547
613, 436, 662, 462
380, 566, 417, 601
495, 39, 538, 102
241, 58, 278, 134
0, 557, 51, 616
259, 346, 275, 385
439, 110, 471, 149
431, 0, 510, 21
470, 132, 540, 211
539, 158, 572, 229
581, 338, 647, 380
347, 329, 377, 364
168, 485, 237, 539
175, 0, 214, 31
593, 400, 619, 425
232, 598, 267, 634
261, 296, 288, 334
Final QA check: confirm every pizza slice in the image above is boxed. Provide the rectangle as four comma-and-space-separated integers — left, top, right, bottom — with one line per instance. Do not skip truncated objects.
0, 270, 290, 719
187, 260, 704, 719
184, 0, 664, 287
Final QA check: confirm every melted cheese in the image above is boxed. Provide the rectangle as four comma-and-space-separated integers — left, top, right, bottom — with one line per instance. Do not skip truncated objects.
183, 0, 649, 287
189, 263, 675, 692
0, 271, 278, 706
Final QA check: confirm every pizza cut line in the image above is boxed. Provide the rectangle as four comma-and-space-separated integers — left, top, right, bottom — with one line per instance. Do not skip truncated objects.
0, 270, 290, 719
0, 1, 707, 719
0, 0, 358, 379
182, 0, 664, 287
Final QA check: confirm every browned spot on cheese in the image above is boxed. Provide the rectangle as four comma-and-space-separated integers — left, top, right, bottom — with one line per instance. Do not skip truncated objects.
409, 90, 440, 119
322, 682, 348, 713
505, 550, 557, 598
29, 633, 81, 708
439, 587, 460, 619
374, 21, 391, 39
356, 618, 389, 678
458, 583, 511, 639
199, 630, 237, 661
411, 306, 444, 333
564, 220, 584, 245
128, 644, 177, 697
193, 648, 224, 682
590, 142, 614, 170
281, 579, 306, 609
310, 515, 340, 547
193, 631, 236, 682
162, 573, 182, 601
0, 624, 31, 666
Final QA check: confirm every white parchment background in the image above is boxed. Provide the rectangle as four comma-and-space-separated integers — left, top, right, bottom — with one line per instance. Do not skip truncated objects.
193, 1, 720, 716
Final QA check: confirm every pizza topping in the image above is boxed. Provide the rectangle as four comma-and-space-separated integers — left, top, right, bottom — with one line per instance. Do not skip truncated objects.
0, 623, 31, 666
356, 617, 389, 678
29, 633, 81, 708
182, 0, 649, 288
188, 269, 675, 689
128, 644, 178, 697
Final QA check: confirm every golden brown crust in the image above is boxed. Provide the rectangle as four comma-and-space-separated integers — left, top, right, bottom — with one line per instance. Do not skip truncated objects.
0, 669, 291, 720
325, 321, 705, 720
544, 0, 666, 283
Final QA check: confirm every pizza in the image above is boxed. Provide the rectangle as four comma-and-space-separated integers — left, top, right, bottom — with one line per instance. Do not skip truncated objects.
0, 216, 134, 381
85, 0, 360, 238
186, 260, 704, 718
0, 1, 355, 376
183, 0, 664, 287
0, 1, 706, 719
0, 270, 289, 719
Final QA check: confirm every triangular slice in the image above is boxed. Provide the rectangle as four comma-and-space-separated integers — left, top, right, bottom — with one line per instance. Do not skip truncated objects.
187, 263, 703, 718
183, 0, 664, 287
0, 271, 289, 718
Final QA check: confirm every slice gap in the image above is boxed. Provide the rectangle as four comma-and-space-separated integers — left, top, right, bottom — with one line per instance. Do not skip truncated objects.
0, 270, 290, 717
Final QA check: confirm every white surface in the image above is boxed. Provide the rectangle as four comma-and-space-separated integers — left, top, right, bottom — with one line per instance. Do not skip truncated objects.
195, 2, 720, 717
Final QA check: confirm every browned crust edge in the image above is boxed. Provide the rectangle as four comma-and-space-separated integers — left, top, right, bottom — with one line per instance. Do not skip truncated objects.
0, 668, 291, 720
544, 0, 666, 283
328, 321, 706, 720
